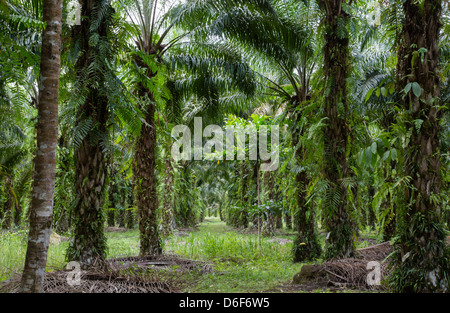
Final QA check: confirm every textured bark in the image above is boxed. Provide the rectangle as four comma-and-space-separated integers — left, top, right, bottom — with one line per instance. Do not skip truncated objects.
284, 210, 292, 230
291, 110, 321, 261
125, 182, 136, 229
134, 67, 161, 254
393, 0, 448, 292
19, 0, 62, 293
66, 0, 110, 268
159, 159, 175, 237
240, 162, 249, 228
380, 162, 396, 241
107, 207, 115, 227
367, 185, 376, 230
261, 172, 275, 237
275, 214, 282, 229
12, 179, 22, 227
130, 33, 165, 254
381, 186, 395, 241
68, 135, 108, 266
1, 176, 13, 229
320, 0, 354, 260
107, 170, 117, 227
110, 172, 127, 228
134, 97, 161, 255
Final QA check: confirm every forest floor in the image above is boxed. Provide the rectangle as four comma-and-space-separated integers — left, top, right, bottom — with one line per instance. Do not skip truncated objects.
0, 216, 386, 293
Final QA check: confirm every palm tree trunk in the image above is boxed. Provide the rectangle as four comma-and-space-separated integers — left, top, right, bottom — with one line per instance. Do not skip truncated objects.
65, 0, 110, 267
367, 185, 376, 230
135, 101, 161, 255
160, 159, 175, 237
134, 81, 161, 255
284, 210, 292, 230
1, 176, 13, 230
240, 162, 249, 228
19, 0, 62, 292
107, 208, 115, 227
291, 107, 321, 261
69, 135, 108, 266
275, 214, 282, 229
126, 182, 136, 229
13, 183, 22, 227
320, 0, 354, 260
392, 0, 448, 292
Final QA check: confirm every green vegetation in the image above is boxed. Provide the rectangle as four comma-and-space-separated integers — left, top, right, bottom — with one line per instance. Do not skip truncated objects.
1, 217, 385, 292
0, 0, 449, 293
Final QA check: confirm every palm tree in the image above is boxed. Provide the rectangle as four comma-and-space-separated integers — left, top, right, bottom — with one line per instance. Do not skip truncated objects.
390, 0, 449, 293
65, 0, 121, 267
118, 0, 259, 255
0, 0, 44, 230
207, 0, 323, 261
0, 84, 28, 229
19, 0, 62, 293
117, 0, 191, 255
319, 0, 355, 260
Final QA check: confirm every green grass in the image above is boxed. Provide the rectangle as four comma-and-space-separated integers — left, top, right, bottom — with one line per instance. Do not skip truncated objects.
1, 217, 379, 292
0, 230, 69, 282
163, 217, 305, 292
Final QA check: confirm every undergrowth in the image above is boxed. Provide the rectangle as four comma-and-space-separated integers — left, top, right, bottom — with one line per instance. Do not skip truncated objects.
0, 216, 382, 292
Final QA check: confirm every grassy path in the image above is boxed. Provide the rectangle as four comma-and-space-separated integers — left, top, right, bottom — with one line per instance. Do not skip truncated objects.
164, 217, 305, 292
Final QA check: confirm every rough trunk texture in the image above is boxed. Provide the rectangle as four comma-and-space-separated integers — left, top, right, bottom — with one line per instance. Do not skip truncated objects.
134, 80, 161, 256
107, 170, 117, 227
240, 162, 249, 228
381, 162, 396, 241
1, 176, 13, 229
159, 159, 176, 237
19, 0, 62, 293
367, 185, 376, 230
66, 0, 110, 268
320, 0, 354, 260
275, 214, 282, 229
13, 181, 22, 227
69, 135, 108, 266
126, 182, 136, 229
292, 118, 321, 261
284, 210, 292, 229
107, 207, 115, 227
392, 0, 448, 292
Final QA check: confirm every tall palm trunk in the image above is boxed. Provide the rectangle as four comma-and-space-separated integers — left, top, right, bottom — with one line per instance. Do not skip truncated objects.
19, 0, 62, 293
66, 0, 110, 267
69, 131, 108, 266
291, 101, 321, 262
261, 172, 275, 237
392, 0, 448, 292
367, 184, 376, 230
1, 176, 13, 229
134, 66, 161, 255
320, 0, 354, 259
381, 162, 396, 241
126, 181, 136, 229
240, 161, 249, 228
160, 158, 175, 237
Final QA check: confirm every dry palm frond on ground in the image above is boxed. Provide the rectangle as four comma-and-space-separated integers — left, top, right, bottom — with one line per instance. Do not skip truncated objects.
0, 254, 212, 293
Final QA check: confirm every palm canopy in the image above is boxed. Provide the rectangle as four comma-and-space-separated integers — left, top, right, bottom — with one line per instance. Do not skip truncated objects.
202, 0, 321, 107
114, 0, 267, 126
